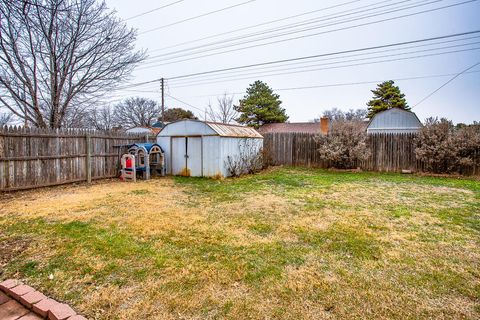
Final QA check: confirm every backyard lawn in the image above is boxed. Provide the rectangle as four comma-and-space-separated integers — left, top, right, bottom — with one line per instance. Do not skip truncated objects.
0, 167, 479, 319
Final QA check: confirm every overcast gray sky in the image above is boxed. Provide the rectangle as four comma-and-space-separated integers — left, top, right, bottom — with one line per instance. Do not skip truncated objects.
106, 0, 480, 124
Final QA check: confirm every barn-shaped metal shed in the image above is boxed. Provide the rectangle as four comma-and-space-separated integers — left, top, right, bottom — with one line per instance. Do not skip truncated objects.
157, 119, 263, 177
367, 108, 422, 134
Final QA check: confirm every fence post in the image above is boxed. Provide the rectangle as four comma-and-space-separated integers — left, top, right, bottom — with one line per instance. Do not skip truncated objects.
86, 133, 92, 183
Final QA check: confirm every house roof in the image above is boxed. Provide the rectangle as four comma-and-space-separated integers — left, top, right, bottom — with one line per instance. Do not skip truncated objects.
126, 126, 162, 135
258, 122, 322, 134
152, 121, 168, 128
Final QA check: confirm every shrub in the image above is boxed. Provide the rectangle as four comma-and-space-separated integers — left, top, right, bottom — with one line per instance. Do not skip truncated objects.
225, 139, 264, 177
415, 118, 480, 174
415, 118, 456, 173
455, 124, 480, 172
315, 120, 370, 169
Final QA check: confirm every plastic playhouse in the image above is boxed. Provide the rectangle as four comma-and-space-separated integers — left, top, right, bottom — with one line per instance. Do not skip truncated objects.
120, 143, 165, 182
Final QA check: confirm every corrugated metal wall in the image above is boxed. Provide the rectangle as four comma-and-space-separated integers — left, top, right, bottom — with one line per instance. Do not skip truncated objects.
157, 121, 263, 177
367, 109, 422, 134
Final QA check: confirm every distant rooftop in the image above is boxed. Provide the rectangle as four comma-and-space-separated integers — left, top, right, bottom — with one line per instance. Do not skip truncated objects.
258, 122, 324, 134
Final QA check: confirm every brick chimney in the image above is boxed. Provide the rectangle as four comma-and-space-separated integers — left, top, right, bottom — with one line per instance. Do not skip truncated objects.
320, 117, 329, 135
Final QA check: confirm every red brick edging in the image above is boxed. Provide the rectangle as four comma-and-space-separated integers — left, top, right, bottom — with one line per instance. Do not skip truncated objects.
0, 279, 86, 320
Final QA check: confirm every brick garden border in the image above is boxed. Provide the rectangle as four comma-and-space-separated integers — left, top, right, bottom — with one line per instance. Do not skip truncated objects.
0, 279, 86, 320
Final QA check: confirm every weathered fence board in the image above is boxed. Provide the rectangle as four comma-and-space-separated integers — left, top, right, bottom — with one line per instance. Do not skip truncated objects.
263, 132, 479, 174
0, 126, 150, 191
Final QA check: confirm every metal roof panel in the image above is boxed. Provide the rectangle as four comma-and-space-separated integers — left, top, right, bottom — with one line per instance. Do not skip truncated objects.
206, 122, 263, 138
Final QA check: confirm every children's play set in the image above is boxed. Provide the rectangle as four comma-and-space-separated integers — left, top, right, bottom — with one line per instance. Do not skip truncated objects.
120, 143, 165, 182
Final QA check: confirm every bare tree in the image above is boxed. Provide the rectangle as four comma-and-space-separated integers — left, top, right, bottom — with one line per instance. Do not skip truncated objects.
113, 97, 160, 128
0, 0, 145, 128
88, 105, 115, 130
0, 112, 12, 126
207, 93, 237, 124
319, 108, 367, 122
62, 104, 90, 128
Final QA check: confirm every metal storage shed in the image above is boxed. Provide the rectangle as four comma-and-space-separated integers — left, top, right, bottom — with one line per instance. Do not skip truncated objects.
157, 119, 263, 177
367, 108, 422, 134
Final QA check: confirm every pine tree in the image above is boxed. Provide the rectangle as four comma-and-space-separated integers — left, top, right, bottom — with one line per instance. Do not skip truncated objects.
235, 81, 289, 128
367, 80, 410, 118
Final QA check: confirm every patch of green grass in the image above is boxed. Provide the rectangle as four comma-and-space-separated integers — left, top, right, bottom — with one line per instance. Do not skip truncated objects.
19, 260, 39, 277
432, 203, 480, 232
3, 220, 159, 285
176, 167, 479, 206
402, 268, 479, 298
248, 221, 274, 236
240, 242, 307, 285
129, 189, 151, 195
296, 224, 381, 260
56, 221, 154, 259
156, 229, 306, 284
386, 205, 412, 219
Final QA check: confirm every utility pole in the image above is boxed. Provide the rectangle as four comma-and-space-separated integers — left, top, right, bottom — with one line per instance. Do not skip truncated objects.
160, 78, 165, 123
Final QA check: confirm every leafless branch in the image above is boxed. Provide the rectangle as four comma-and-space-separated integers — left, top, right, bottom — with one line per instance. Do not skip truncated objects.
0, 0, 145, 128
207, 93, 237, 124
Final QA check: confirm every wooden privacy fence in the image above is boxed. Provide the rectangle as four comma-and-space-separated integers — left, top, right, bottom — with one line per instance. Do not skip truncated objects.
263, 132, 424, 172
0, 126, 151, 191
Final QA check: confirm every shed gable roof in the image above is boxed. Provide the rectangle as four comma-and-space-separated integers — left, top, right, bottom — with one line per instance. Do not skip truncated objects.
158, 119, 263, 138
206, 122, 263, 138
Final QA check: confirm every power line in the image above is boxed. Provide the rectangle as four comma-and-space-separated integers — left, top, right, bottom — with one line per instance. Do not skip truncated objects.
113, 30, 480, 91
124, 0, 185, 21
166, 31, 480, 81
115, 79, 163, 90
107, 70, 480, 103
413, 61, 480, 107
141, 0, 433, 65
142, 0, 475, 67
167, 47, 480, 88
139, 0, 258, 35
176, 70, 480, 98
166, 94, 205, 113
168, 37, 480, 84
145, 0, 398, 59
147, 0, 363, 54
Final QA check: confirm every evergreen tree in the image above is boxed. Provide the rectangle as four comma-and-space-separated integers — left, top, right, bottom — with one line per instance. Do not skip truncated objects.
162, 108, 197, 122
235, 81, 288, 128
367, 80, 410, 118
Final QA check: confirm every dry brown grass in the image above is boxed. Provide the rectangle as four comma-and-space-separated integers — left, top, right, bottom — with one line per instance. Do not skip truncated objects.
0, 167, 478, 319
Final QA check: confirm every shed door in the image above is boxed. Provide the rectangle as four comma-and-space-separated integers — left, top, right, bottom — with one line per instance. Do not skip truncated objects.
171, 137, 203, 176
187, 137, 202, 177
171, 137, 187, 175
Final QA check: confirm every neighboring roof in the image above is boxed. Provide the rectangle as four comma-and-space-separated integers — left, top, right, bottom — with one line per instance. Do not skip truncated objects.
258, 122, 322, 134
152, 121, 168, 128
159, 119, 263, 138
126, 126, 162, 135
367, 108, 422, 134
